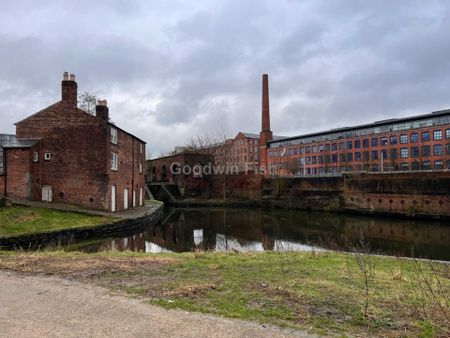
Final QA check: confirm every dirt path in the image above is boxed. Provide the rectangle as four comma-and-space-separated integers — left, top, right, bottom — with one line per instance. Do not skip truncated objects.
0, 270, 314, 338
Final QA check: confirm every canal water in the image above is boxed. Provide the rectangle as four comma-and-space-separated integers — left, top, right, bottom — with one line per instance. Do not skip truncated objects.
71, 208, 450, 261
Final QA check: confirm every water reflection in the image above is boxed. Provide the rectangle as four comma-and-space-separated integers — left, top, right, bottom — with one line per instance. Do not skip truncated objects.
77, 208, 450, 261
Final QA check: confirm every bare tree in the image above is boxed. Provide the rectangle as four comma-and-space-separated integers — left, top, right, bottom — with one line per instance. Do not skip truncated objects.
78, 92, 97, 115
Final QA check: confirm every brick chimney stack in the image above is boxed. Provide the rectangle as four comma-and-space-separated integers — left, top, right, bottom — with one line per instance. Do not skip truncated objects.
259, 74, 273, 175
95, 99, 109, 121
61, 72, 77, 107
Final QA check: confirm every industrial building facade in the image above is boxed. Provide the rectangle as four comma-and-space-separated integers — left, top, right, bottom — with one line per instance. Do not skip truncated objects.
266, 110, 450, 176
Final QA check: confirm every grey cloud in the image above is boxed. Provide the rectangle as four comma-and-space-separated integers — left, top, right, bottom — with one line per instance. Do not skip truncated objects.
1, 0, 450, 156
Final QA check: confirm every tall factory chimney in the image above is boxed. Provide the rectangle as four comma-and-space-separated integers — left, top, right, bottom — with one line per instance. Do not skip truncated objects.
259, 74, 273, 175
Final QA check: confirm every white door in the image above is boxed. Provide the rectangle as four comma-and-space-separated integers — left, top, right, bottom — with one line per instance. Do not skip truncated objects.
123, 188, 129, 209
42, 186, 52, 202
111, 185, 116, 212
139, 187, 143, 206
132, 189, 136, 207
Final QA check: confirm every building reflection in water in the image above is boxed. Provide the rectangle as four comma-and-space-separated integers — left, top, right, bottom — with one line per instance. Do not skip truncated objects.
79, 208, 450, 261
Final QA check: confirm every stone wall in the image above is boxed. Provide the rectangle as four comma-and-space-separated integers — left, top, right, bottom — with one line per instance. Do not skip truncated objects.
0, 205, 163, 250
263, 172, 450, 218
343, 172, 450, 218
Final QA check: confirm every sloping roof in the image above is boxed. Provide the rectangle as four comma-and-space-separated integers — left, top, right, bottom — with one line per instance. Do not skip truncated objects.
15, 100, 146, 144
2, 138, 40, 148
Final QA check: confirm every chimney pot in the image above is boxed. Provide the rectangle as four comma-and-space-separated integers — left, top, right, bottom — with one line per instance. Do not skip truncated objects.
96, 98, 109, 121
61, 72, 77, 107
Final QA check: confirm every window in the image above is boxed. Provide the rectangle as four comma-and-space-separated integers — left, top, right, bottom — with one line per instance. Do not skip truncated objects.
339, 142, 345, 151
44, 152, 51, 161
306, 146, 311, 154
325, 144, 330, 152
421, 131, 430, 142
318, 145, 324, 152
433, 144, 443, 156
33, 152, 39, 163
354, 140, 361, 149
312, 156, 317, 164
380, 137, 388, 146
300, 157, 305, 165
355, 152, 361, 161
294, 148, 298, 155
339, 153, 346, 162
400, 134, 408, 144
111, 152, 118, 170
447, 143, 450, 155
139, 143, 143, 154
411, 161, 420, 170
332, 154, 338, 163
390, 149, 398, 159
111, 127, 118, 144
288, 149, 293, 156
421, 161, 431, 170
306, 157, 311, 164
381, 150, 388, 160
325, 155, 331, 163
363, 151, 370, 161
446, 129, 450, 139
400, 148, 408, 158
410, 133, 418, 143
390, 135, 397, 145
332, 143, 338, 151
139, 162, 143, 174
347, 141, 353, 150
347, 153, 353, 162
422, 145, 430, 157
434, 160, 443, 169
433, 130, 442, 140
411, 146, 419, 158
371, 150, 378, 160
363, 139, 369, 148
300, 147, 305, 154
371, 138, 378, 147
312, 146, 317, 153
400, 163, 409, 171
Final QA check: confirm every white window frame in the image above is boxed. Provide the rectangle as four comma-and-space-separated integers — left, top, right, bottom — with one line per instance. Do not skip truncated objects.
33, 151, 39, 163
139, 162, 143, 174
44, 152, 51, 161
111, 152, 118, 171
111, 127, 118, 145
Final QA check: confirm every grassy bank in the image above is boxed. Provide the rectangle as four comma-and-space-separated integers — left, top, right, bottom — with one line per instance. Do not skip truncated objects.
0, 250, 448, 337
0, 206, 116, 237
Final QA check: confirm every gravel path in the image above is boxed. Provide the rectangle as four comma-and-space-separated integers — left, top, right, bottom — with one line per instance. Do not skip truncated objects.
0, 270, 315, 338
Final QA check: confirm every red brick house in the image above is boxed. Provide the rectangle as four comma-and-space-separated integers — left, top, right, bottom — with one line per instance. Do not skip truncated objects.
1, 72, 146, 212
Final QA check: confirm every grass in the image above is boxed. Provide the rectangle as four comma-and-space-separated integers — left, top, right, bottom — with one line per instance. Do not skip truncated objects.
0, 250, 448, 337
0, 206, 116, 237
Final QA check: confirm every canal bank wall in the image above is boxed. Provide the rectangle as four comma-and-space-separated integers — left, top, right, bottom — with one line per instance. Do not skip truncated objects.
169, 171, 450, 220
0, 204, 164, 250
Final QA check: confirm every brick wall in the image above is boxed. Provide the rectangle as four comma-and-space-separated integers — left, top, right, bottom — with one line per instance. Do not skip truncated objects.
0, 175, 4, 195
208, 174, 263, 199
15, 102, 110, 209
109, 128, 146, 211
5, 148, 33, 199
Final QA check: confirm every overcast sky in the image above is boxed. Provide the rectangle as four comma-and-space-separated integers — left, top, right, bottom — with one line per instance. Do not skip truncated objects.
1, 0, 449, 157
